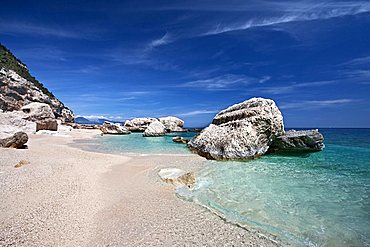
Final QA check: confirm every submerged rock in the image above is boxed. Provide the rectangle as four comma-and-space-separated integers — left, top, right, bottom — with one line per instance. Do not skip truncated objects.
159, 116, 186, 132
158, 168, 196, 188
124, 117, 157, 132
0, 132, 28, 148
143, 120, 166, 137
188, 97, 284, 160
100, 121, 130, 135
269, 129, 325, 153
172, 136, 190, 144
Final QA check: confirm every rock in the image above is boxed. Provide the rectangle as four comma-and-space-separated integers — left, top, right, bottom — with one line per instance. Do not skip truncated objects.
143, 120, 166, 137
15, 160, 30, 168
172, 136, 190, 144
59, 108, 74, 123
21, 102, 55, 121
0, 132, 28, 148
0, 111, 36, 138
159, 116, 186, 132
100, 121, 130, 135
188, 97, 284, 160
36, 118, 58, 131
269, 129, 325, 153
158, 168, 196, 188
124, 117, 157, 132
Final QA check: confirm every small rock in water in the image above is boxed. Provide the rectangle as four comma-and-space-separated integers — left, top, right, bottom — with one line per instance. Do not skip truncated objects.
172, 136, 190, 144
158, 168, 196, 188
15, 160, 30, 168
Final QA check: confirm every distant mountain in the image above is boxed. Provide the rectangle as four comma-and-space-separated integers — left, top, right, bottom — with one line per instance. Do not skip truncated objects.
0, 43, 74, 122
75, 117, 113, 125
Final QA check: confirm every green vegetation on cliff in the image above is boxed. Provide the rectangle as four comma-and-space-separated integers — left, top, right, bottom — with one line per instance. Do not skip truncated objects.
0, 43, 55, 98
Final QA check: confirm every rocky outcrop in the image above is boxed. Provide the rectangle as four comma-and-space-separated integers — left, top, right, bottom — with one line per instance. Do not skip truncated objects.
0, 132, 28, 148
188, 97, 285, 160
124, 117, 157, 132
143, 120, 166, 137
21, 102, 55, 120
158, 168, 196, 188
101, 121, 130, 135
172, 136, 190, 144
269, 129, 325, 153
0, 44, 74, 122
159, 116, 185, 132
20, 102, 58, 131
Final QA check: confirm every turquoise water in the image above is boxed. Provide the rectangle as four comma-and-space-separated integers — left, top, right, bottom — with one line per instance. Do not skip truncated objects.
84, 132, 196, 155
92, 129, 370, 246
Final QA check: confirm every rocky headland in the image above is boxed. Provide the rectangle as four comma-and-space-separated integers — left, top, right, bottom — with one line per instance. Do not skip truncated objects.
0, 43, 74, 144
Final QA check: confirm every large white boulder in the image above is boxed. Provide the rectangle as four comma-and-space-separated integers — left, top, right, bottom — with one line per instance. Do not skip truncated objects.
143, 120, 166, 137
188, 97, 284, 160
159, 116, 185, 132
124, 117, 157, 132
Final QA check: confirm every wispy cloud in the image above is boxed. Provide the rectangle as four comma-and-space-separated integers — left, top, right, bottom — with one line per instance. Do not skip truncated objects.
179, 74, 267, 90
280, 99, 355, 109
148, 32, 172, 48
0, 20, 99, 39
341, 56, 370, 66
204, 4, 370, 36
148, 1, 370, 47
258, 80, 336, 94
176, 110, 218, 117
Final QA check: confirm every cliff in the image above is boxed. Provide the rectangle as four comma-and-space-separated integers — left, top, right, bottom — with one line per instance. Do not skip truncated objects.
0, 43, 74, 122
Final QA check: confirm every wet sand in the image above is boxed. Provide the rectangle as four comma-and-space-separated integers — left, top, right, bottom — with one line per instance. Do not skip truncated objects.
0, 129, 279, 246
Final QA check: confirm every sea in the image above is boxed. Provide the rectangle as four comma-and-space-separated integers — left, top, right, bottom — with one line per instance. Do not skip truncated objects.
83, 129, 370, 246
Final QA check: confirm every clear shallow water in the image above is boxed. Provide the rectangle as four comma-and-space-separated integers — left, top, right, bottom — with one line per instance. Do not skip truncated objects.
84, 132, 197, 155
93, 129, 370, 246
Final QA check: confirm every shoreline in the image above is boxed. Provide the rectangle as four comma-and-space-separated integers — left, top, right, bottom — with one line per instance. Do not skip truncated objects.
0, 129, 280, 246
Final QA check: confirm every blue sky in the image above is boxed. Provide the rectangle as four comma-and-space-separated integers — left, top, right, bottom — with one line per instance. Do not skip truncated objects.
1, 0, 370, 127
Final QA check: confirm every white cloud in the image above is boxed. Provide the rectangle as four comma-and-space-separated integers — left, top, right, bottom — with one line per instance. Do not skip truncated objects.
180, 74, 267, 90
176, 110, 218, 117
280, 99, 355, 109
259, 80, 335, 94
0, 20, 96, 39
147, 1, 370, 46
148, 32, 172, 48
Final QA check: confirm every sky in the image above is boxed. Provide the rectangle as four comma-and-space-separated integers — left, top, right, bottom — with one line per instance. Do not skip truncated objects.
1, 0, 370, 128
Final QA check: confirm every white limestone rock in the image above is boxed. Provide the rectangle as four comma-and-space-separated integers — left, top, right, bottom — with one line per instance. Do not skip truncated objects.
124, 117, 157, 132
0, 111, 36, 138
188, 97, 284, 160
21, 102, 55, 121
143, 120, 166, 137
159, 116, 185, 132
100, 121, 130, 135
